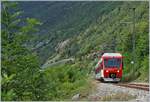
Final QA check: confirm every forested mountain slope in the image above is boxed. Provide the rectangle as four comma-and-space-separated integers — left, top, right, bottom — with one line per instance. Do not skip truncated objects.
18, 1, 149, 81
18, 1, 122, 64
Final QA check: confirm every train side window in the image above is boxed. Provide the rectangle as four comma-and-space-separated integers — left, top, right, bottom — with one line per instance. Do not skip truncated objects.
122, 60, 124, 69
99, 59, 103, 69
100, 62, 103, 69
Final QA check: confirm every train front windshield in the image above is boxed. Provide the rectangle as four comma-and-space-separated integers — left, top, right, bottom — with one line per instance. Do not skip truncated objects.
104, 58, 121, 68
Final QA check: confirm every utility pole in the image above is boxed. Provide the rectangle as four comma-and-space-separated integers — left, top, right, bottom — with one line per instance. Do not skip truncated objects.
131, 8, 136, 70
109, 8, 116, 53
112, 34, 116, 53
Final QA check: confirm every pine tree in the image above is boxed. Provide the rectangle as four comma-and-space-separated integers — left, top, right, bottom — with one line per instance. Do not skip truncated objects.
1, 1, 47, 101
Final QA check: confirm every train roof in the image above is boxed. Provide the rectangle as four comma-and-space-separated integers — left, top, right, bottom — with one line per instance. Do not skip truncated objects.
102, 53, 122, 57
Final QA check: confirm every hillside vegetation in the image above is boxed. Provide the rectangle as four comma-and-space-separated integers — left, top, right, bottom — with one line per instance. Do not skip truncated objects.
1, 1, 149, 101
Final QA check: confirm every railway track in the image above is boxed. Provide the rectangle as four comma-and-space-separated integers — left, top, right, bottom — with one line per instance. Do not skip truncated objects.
115, 83, 149, 91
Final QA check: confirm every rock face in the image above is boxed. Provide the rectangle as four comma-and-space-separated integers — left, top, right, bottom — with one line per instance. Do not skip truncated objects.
72, 94, 80, 101
55, 39, 70, 53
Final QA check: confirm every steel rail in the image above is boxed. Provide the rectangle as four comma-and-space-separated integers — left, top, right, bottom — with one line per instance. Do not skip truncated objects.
115, 83, 149, 91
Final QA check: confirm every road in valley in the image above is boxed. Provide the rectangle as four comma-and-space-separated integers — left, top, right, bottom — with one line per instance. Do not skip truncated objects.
41, 58, 74, 69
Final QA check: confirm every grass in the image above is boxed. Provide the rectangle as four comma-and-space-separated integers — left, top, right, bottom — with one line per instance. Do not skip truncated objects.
78, 77, 97, 101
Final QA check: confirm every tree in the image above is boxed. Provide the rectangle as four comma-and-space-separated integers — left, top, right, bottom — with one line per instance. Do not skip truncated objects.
1, 1, 46, 101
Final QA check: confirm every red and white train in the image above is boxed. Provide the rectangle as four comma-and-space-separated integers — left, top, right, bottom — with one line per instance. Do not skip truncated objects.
95, 53, 123, 82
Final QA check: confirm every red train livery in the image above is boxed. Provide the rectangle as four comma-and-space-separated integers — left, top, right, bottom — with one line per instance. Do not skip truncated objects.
95, 53, 123, 82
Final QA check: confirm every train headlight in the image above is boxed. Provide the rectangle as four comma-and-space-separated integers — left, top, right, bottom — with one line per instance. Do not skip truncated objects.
117, 70, 119, 73
106, 70, 109, 73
